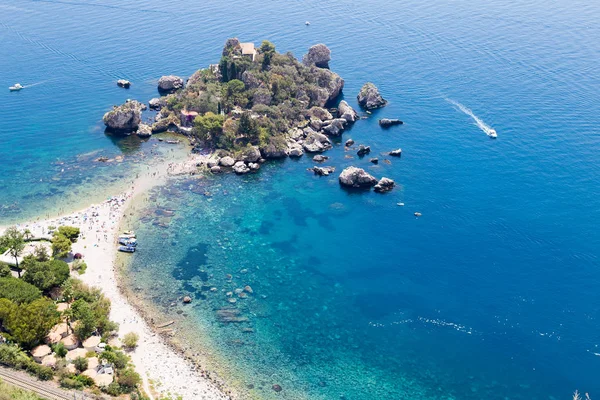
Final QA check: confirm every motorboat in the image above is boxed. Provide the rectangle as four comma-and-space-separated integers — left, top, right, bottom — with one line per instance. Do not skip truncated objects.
118, 246, 136, 253
118, 238, 137, 247
489, 129, 498, 138
9, 83, 23, 91
119, 231, 136, 239
305, 21, 310, 26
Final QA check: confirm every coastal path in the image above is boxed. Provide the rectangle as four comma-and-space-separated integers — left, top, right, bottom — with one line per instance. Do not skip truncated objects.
0, 365, 91, 399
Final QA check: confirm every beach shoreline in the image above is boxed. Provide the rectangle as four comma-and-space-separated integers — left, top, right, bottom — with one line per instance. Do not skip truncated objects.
0, 152, 230, 400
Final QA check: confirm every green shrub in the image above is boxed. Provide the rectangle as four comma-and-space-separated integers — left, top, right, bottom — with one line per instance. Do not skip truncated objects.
73, 356, 88, 373
122, 332, 139, 350
117, 368, 140, 392
103, 382, 122, 396
72, 260, 87, 275
60, 376, 84, 390
23, 259, 70, 292
72, 374, 94, 387
25, 362, 54, 381
52, 342, 67, 358
0, 264, 12, 278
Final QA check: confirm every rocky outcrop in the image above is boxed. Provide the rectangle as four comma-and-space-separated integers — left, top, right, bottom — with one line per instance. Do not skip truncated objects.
303, 132, 332, 153
136, 124, 152, 138
149, 98, 165, 110
379, 118, 403, 128
237, 146, 261, 163
311, 166, 336, 176
219, 156, 235, 167
311, 68, 344, 107
158, 75, 184, 94
374, 177, 395, 193
338, 100, 359, 123
389, 148, 402, 157
357, 145, 371, 157
102, 100, 143, 133
370, 158, 379, 164
241, 71, 261, 89
302, 44, 331, 69
345, 138, 354, 147
308, 107, 333, 121
338, 167, 377, 188
357, 82, 387, 110
313, 155, 328, 162
260, 139, 288, 159
151, 119, 172, 133
322, 118, 347, 136
287, 142, 304, 158
117, 79, 131, 88
233, 161, 250, 174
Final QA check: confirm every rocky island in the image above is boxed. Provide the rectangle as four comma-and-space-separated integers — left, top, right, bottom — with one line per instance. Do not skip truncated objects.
103, 38, 398, 190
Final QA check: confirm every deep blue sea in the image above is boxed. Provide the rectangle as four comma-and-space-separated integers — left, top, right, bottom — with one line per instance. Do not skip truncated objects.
2, 0, 600, 398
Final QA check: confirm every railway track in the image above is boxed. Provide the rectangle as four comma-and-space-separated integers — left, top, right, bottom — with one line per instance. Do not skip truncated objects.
0, 366, 88, 400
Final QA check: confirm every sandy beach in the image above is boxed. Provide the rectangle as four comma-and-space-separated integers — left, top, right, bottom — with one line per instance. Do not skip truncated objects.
1, 153, 228, 400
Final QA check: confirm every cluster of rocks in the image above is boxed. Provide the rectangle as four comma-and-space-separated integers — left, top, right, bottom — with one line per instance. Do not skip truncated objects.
338, 166, 395, 193
202, 149, 263, 175
116, 79, 131, 88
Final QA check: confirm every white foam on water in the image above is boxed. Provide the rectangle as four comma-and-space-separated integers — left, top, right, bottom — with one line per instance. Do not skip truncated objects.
446, 98, 497, 137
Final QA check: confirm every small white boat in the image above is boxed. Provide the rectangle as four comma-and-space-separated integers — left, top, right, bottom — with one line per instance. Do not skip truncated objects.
489, 129, 498, 138
9, 83, 23, 91
305, 21, 310, 25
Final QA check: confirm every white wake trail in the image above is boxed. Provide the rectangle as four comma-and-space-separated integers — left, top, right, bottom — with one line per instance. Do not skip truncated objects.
446, 98, 497, 137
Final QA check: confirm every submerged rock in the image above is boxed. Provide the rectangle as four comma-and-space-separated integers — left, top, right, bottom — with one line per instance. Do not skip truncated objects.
379, 118, 403, 128
357, 82, 387, 110
158, 75, 184, 94
357, 145, 371, 157
338, 167, 377, 188
103, 100, 143, 133
310, 166, 336, 176
302, 44, 331, 69
216, 308, 249, 323
374, 177, 395, 193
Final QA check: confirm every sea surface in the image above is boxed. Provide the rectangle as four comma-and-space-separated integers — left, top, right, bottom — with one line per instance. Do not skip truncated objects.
2, 0, 600, 399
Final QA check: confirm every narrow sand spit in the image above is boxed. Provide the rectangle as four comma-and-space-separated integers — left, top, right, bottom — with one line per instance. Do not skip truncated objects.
1, 154, 228, 400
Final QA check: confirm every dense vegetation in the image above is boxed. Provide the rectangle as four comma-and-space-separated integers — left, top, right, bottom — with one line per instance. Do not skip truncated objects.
156, 38, 342, 155
0, 226, 144, 398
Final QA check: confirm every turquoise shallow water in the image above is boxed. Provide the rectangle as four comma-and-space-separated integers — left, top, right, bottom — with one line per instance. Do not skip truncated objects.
2, 0, 600, 398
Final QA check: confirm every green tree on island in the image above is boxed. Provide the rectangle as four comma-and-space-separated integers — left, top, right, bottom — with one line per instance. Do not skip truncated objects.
0, 227, 25, 275
259, 40, 276, 70
0, 297, 58, 349
193, 112, 225, 145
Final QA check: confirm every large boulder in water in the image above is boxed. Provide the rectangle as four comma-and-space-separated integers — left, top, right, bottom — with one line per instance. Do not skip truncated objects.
158, 75, 184, 94
357, 82, 387, 110
260, 138, 288, 159
103, 100, 143, 133
338, 100, 359, 123
322, 118, 347, 136
136, 124, 152, 138
303, 44, 331, 69
374, 177, 395, 193
338, 167, 377, 188
237, 146, 261, 163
